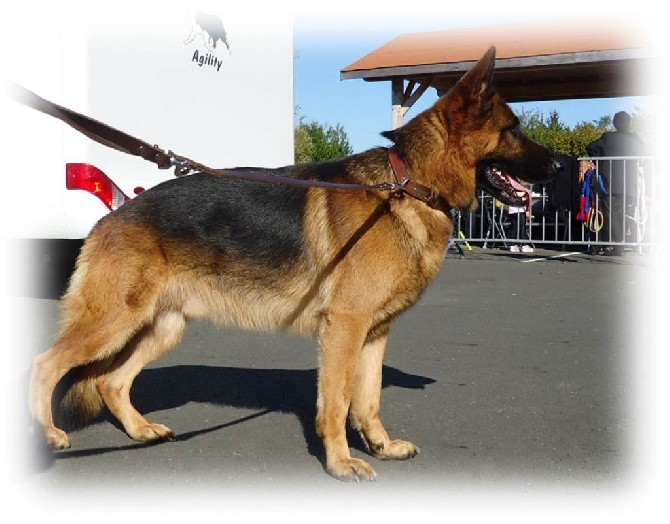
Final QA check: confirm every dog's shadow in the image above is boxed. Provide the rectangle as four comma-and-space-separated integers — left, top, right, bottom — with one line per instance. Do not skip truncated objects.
32, 364, 434, 473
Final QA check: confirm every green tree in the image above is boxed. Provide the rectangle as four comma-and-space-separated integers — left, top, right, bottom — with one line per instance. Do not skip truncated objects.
519, 109, 573, 155
294, 115, 353, 163
569, 121, 603, 156
294, 119, 312, 164
629, 106, 653, 142
518, 107, 652, 157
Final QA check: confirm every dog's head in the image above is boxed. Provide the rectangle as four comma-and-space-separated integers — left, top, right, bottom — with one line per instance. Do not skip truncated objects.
382, 46, 561, 210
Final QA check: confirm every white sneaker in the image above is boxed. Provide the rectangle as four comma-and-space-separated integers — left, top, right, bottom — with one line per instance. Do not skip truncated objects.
509, 245, 520, 253
521, 245, 534, 253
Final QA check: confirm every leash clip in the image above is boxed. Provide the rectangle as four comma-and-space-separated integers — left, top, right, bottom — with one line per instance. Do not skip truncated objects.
168, 151, 195, 177
382, 181, 404, 192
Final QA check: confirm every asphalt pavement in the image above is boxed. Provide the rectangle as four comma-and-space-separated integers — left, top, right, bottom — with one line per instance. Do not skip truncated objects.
8, 245, 659, 519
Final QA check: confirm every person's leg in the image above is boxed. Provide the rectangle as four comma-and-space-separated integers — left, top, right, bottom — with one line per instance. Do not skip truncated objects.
508, 212, 520, 252
608, 195, 625, 255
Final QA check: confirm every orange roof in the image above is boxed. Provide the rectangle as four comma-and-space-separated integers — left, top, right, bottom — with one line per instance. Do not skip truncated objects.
341, 19, 654, 102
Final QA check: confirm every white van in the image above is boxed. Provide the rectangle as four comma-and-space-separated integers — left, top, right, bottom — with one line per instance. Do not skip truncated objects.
2, 1, 294, 294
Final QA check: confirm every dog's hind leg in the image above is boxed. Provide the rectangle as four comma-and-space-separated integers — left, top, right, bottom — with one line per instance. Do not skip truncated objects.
349, 334, 419, 461
29, 312, 150, 450
96, 310, 186, 442
30, 230, 169, 449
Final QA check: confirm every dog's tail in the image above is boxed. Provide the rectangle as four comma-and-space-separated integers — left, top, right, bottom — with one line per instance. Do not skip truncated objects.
53, 358, 113, 430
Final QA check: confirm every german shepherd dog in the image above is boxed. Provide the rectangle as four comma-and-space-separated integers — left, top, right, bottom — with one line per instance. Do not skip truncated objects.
29, 47, 560, 481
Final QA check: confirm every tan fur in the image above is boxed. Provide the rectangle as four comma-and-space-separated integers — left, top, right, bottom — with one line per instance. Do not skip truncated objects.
29, 47, 557, 481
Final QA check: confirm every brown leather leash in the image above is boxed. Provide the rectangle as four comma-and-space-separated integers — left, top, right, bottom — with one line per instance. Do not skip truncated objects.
6, 80, 440, 208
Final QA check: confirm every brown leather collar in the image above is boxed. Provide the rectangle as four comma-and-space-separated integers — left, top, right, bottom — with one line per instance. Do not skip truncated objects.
388, 148, 441, 208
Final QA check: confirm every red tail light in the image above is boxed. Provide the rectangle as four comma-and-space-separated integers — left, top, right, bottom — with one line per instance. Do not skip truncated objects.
65, 163, 130, 210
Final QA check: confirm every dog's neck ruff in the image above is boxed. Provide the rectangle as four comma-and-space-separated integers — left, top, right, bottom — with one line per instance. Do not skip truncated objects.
388, 148, 441, 209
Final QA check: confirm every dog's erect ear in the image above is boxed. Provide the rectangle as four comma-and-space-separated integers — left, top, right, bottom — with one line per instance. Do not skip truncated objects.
453, 45, 497, 112
475, 46, 496, 96
462, 46, 496, 96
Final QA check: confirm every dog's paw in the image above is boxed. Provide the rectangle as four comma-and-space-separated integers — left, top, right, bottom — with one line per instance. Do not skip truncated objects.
373, 439, 419, 460
327, 457, 377, 482
45, 427, 71, 450
128, 422, 175, 443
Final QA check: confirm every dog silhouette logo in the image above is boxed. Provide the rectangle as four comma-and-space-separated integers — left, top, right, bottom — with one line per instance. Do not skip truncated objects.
184, 8, 231, 54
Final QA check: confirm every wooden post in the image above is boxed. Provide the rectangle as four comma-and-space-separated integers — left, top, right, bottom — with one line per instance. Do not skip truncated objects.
391, 78, 431, 129
391, 78, 404, 129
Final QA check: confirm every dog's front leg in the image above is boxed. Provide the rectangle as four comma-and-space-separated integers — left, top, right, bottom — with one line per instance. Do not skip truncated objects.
316, 311, 376, 482
349, 334, 419, 460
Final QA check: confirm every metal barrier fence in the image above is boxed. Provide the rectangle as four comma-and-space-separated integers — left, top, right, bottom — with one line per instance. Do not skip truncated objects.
451, 156, 660, 254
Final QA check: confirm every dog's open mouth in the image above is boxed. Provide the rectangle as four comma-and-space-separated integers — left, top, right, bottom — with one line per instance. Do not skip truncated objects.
477, 164, 529, 207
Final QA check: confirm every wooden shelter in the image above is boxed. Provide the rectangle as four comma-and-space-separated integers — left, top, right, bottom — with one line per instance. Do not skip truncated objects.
340, 19, 655, 128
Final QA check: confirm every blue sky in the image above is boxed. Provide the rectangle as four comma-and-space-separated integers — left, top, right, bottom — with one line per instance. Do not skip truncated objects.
292, 5, 657, 154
